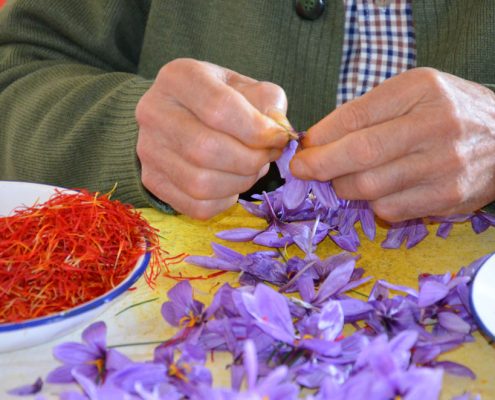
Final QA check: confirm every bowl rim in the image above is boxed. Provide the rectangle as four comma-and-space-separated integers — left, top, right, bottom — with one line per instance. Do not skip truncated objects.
0, 180, 151, 332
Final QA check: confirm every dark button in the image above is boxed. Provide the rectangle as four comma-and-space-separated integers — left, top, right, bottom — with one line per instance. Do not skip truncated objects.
296, 0, 325, 20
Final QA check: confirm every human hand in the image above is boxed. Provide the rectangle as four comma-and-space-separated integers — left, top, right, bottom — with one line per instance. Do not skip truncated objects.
290, 68, 495, 222
136, 58, 289, 219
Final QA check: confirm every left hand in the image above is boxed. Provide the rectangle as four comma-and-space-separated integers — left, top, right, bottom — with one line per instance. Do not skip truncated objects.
290, 67, 495, 222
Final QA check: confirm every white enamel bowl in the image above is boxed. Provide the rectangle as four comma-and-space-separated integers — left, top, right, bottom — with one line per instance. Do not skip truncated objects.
0, 181, 150, 353
470, 252, 495, 341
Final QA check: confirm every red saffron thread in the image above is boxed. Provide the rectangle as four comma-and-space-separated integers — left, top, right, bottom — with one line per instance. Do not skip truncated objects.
0, 188, 170, 323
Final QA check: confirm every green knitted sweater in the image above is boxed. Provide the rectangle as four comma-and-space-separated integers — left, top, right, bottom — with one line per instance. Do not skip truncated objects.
0, 1, 493, 210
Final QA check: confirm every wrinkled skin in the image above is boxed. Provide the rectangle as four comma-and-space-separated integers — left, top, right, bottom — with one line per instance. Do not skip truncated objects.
136, 58, 289, 220
291, 68, 495, 222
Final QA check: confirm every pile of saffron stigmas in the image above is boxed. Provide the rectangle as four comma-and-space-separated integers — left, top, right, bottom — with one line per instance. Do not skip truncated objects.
8, 140, 494, 399
0, 189, 162, 324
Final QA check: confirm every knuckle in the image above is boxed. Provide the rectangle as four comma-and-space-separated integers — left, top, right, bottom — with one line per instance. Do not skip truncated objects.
243, 152, 269, 175
202, 90, 233, 128
158, 58, 193, 79
354, 172, 381, 199
135, 93, 155, 127
442, 179, 466, 206
338, 101, 371, 132
351, 132, 384, 167
188, 171, 214, 200
187, 132, 217, 167
254, 81, 287, 109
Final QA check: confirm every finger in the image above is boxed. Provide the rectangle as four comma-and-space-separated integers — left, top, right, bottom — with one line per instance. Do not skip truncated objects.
155, 148, 266, 200
149, 101, 278, 176
145, 174, 239, 220
303, 68, 429, 147
291, 113, 428, 181
332, 151, 443, 201
234, 81, 288, 115
157, 59, 288, 148
370, 182, 459, 222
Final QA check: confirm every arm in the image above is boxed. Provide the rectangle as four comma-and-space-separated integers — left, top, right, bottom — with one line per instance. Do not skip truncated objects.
0, 0, 154, 206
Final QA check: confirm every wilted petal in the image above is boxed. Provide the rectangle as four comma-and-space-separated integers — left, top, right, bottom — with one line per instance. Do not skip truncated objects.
470, 214, 490, 234
429, 361, 476, 379
436, 222, 453, 239
7, 377, 43, 396
406, 220, 429, 249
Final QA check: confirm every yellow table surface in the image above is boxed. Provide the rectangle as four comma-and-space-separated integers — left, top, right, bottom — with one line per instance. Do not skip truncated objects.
1, 204, 494, 399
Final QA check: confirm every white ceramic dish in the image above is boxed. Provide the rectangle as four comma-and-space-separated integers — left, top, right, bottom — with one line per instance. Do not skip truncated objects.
0, 181, 150, 353
470, 253, 495, 341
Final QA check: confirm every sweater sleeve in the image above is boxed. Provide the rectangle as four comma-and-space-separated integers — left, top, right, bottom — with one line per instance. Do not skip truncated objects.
0, 0, 165, 209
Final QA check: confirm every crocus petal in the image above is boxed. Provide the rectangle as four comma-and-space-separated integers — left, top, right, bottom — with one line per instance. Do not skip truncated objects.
406, 220, 429, 249
417, 280, 449, 308
313, 258, 355, 304
7, 377, 43, 396
311, 181, 339, 210
318, 300, 344, 341
167, 280, 194, 308
283, 178, 309, 210
276, 140, 298, 178
400, 367, 443, 400
241, 284, 295, 344
437, 311, 471, 334
52, 343, 98, 364
377, 280, 418, 298
185, 255, 241, 271
253, 230, 292, 248
82, 321, 107, 351
471, 214, 490, 234
436, 222, 453, 239
215, 228, 262, 242
243, 340, 258, 390
429, 361, 476, 379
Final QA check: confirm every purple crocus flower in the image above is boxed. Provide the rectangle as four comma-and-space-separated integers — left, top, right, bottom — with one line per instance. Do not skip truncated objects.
161, 280, 205, 329
46, 321, 131, 385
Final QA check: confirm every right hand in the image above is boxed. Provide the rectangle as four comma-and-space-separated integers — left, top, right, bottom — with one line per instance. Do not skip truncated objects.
136, 58, 289, 219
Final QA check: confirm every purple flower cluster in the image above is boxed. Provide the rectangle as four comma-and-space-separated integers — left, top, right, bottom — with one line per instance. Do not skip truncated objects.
218, 139, 495, 251
9, 138, 491, 399
14, 258, 483, 399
